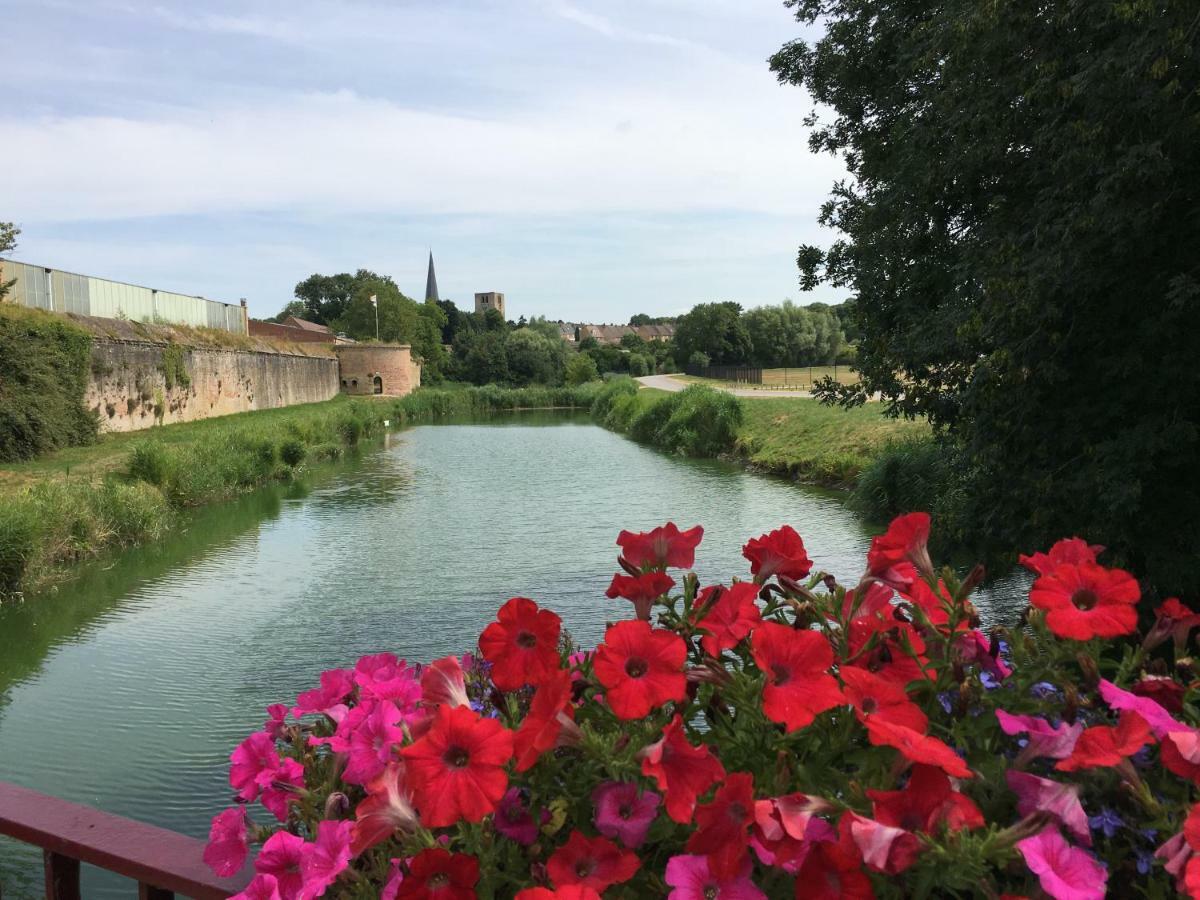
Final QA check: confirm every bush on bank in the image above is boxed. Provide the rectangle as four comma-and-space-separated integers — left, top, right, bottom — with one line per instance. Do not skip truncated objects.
0, 305, 97, 463
590, 379, 743, 458
204, 514, 1200, 899
0, 385, 601, 595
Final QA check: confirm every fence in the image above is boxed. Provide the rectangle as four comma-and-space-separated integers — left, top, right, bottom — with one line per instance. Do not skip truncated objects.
685, 364, 762, 383
0, 259, 248, 335
0, 781, 249, 898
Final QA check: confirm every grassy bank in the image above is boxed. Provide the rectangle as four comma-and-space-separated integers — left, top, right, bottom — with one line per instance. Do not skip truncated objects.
0, 384, 599, 594
590, 377, 925, 486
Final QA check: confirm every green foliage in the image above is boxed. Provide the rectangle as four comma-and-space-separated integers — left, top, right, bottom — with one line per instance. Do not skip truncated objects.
451, 325, 567, 387
564, 352, 600, 386
291, 273, 358, 325
279, 439, 307, 467
592, 381, 743, 457
672, 301, 752, 366
0, 305, 98, 462
267, 299, 310, 324
774, 0, 1200, 596
686, 350, 710, 369
742, 300, 844, 367
0, 221, 19, 301
849, 435, 952, 523
159, 343, 191, 390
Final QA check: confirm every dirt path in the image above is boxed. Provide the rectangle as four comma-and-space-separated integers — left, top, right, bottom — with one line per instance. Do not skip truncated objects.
636, 374, 813, 398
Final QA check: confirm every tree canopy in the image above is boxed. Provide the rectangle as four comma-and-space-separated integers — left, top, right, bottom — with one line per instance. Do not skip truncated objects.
672, 302, 752, 367
773, 0, 1200, 594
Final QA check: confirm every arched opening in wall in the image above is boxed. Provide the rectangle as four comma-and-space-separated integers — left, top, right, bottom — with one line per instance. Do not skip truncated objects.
373, 376, 383, 395
351, 379, 358, 388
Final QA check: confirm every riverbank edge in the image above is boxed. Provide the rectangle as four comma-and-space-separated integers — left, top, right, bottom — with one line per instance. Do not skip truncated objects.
0, 384, 602, 596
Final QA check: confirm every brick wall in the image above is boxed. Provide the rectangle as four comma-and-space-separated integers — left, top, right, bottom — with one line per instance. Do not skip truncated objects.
333, 345, 419, 397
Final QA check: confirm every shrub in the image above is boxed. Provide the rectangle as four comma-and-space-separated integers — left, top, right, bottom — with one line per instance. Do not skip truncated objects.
564, 352, 600, 386
588, 376, 639, 424
0, 305, 97, 461
655, 384, 743, 457
128, 441, 172, 486
280, 439, 307, 467
0, 501, 39, 593
850, 434, 950, 521
202, 515, 1197, 898
686, 349, 710, 369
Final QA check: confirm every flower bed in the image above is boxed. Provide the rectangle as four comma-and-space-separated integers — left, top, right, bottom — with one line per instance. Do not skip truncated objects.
204, 514, 1200, 898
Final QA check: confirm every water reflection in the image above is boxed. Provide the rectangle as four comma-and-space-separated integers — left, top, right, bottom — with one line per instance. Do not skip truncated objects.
0, 413, 1029, 897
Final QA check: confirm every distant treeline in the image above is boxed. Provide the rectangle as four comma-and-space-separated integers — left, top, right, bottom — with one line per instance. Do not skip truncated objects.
672, 300, 856, 370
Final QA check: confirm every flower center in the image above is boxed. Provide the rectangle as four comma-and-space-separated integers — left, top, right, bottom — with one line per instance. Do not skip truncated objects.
575, 859, 596, 878
1071, 589, 1099, 611
428, 873, 449, 888
443, 746, 470, 768
727, 802, 747, 823
704, 886, 719, 900
618, 803, 633, 819
771, 664, 792, 686
516, 630, 538, 649
861, 697, 878, 714
625, 657, 648, 678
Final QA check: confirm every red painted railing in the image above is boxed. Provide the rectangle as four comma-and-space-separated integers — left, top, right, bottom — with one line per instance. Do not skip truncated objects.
0, 782, 251, 899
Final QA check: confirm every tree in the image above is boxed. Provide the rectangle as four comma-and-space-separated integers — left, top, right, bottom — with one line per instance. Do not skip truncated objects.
742, 301, 844, 367
773, 0, 1200, 595
506, 328, 565, 386
672, 302, 752, 367
0, 222, 19, 301
619, 332, 646, 352
293, 273, 358, 325
330, 272, 448, 380
565, 352, 600, 386
268, 300, 310, 324
453, 331, 510, 385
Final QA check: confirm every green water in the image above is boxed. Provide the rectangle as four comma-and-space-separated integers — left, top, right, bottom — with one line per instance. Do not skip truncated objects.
0, 413, 1030, 897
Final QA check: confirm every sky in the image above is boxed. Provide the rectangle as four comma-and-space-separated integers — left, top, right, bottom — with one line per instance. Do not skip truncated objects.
1, 0, 844, 322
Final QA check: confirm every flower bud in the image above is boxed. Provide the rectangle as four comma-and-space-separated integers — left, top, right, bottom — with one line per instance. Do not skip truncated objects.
324, 792, 350, 820
1076, 653, 1100, 691
1142, 616, 1173, 652
996, 810, 1056, 847
822, 573, 838, 593
617, 555, 641, 577
1062, 685, 1079, 725
553, 711, 584, 749
957, 564, 986, 600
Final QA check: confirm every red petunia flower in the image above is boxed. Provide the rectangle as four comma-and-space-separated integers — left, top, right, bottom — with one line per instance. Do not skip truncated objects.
420, 656, 470, 709
617, 522, 704, 570
868, 764, 983, 834
396, 848, 479, 900
863, 717, 972, 779
1019, 537, 1104, 577
593, 620, 687, 720
1029, 561, 1140, 641
840, 667, 928, 734
751, 622, 843, 733
351, 761, 419, 855
1056, 712, 1153, 772
844, 619, 932, 686
793, 838, 875, 900
685, 771, 756, 880
1153, 598, 1200, 654
515, 888, 602, 900
1131, 675, 1186, 714
400, 705, 513, 827
840, 811, 922, 875
867, 512, 932, 586
546, 831, 640, 892
742, 525, 813, 582
605, 571, 676, 621
478, 597, 563, 692
513, 669, 577, 772
695, 583, 762, 657
640, 714, 726, 823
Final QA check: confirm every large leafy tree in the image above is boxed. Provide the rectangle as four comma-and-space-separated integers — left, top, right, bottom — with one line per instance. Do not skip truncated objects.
743, 301, 844, 367
331, 271, 449, 380
673, 302, 753, 367
292, 273, 359, 325
773, 0, 1200, 594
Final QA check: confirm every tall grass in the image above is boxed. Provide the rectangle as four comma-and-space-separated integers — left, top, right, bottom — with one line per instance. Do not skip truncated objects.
0, 385, 600, 594
849, 435, 950, 522
591, 379, 743, 457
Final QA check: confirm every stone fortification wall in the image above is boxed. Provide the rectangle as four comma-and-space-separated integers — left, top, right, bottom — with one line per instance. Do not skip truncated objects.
73, 315, 340, 433
334, 344, 420, 397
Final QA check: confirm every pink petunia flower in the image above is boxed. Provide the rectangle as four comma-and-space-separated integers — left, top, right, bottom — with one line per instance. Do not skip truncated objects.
299, 820, 353, 899
1005, 771, 1091, 846
995, 710, 1082, 764
1097, 679, 1188, 739
592, 781, 661, 848
310, 700, 406, 786
264, 704, 290, 740
230, 731, 282, 804
255, 830, 308, 899
203, 807, 249, 877
664, 854, 766, 900
1015, 827, 1107, 900
354, 653, 422, 712
955, 630, 1012, 679
380, 859, 405, 900
751, 793, 835, 872
230, 874, 282, 900
495, 787, 546, 846
260, 757, 305, 822
841, 812, 922, 875
292, 668, 355, 720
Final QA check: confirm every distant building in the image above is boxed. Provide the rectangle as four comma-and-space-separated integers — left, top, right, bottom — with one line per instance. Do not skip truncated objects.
636, 324, 675, 342
475, 291, 505, 318
557, 322, 577, 343
425, 252, 440, 303
283, 316, 331, 335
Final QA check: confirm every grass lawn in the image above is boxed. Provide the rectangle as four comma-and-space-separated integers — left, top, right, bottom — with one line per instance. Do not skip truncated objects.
672, 366, 860, 391
735, 395, 926, 484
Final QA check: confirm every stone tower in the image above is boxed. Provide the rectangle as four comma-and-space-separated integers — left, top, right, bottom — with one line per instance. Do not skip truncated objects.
474, 291, 505, 318
424, 252, 440, 303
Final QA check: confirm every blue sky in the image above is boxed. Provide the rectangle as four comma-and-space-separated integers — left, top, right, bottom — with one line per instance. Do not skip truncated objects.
2, 0, 844, 322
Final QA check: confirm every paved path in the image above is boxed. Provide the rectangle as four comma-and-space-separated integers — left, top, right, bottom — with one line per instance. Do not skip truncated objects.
636, 374, 813, 398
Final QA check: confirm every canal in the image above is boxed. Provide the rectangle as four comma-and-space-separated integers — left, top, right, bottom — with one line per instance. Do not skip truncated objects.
0, 412, 1030, 896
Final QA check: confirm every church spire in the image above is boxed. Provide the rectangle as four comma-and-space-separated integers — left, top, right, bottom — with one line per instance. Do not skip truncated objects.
424, 251, 440, 303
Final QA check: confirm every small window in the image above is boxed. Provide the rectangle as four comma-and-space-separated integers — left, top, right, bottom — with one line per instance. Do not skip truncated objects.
373, 376, 383, 394
351, 379, 358, 387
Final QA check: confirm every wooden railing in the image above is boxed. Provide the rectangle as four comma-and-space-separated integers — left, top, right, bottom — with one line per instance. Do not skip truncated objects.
0, 782, 251, 899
